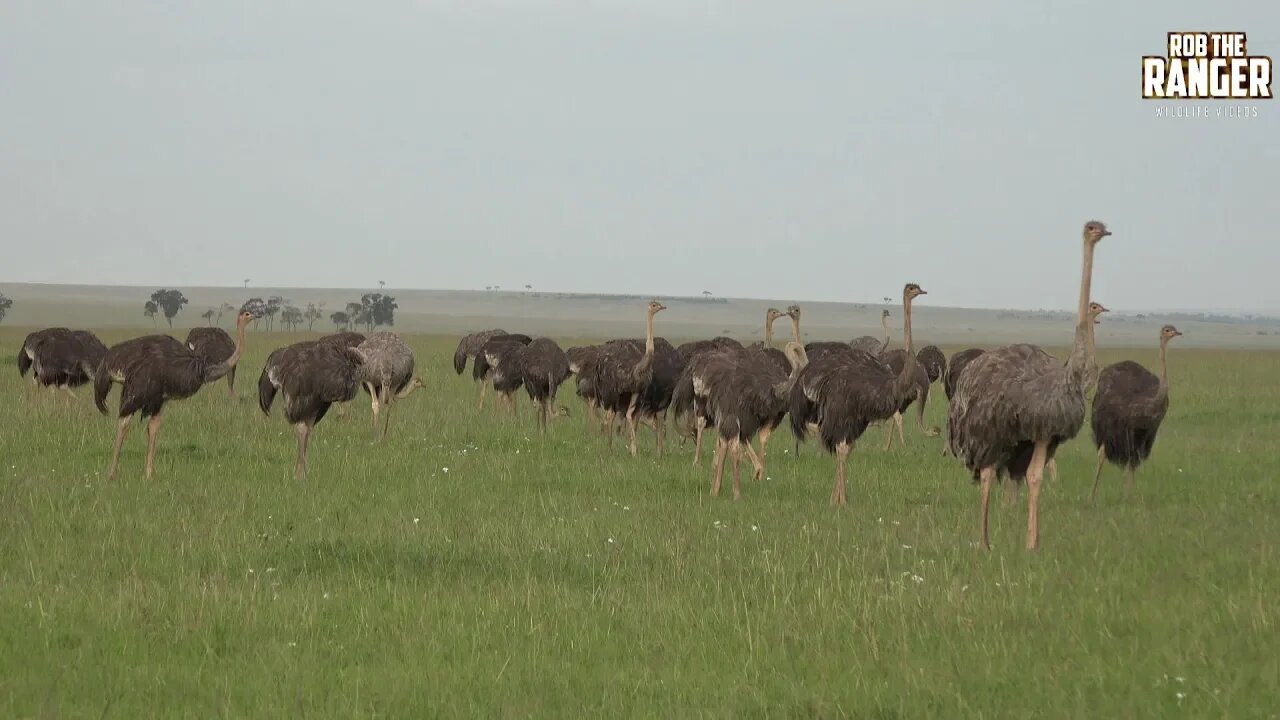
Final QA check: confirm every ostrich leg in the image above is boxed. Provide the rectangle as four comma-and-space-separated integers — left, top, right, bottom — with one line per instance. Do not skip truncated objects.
729, 438, 744, 501
1025, 440, 1050, 550
379, 386, 394, 441
605, 410, 617, 450
226, 366, 237, 398
294, 421, 311, 480
882, 416, 896, 451
831, 441, 851, 506
915, 391, 938, 437
743, 439, 765, 482
756, 425, 773, 464
477, 381, 487, 411
894, 412, 906, 445
367, 382, 382, 439
106, 416, 132, 480
1047, 458, 1058, 482
1089, 446, 1106, 504
143, 412, 164, 480
625, 395, 640, 456
709, 436, 729, 497
1003, 479, 1019, 506
692, 416, 706, 467
655, 411, 666, 457
979, 467, 996, 549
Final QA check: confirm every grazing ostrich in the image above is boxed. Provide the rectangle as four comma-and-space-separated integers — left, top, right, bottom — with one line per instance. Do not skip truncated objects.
259, 340, 368, 479
589, 301, 667, 455
18, 328, 72, 384
454, 329, 509, 408
917, 345, 946, 384
851, 310, 892, 353
948, 220, 1111, 550
1089, 324, 1182, 503
474, 335, 533, 414
789, 284, 928, 505
95, 311, 255, 479
702, 342, 808, 499
521, 337, 572, 432
185, 326, 238, 397
355, 332, 423, 440
473, 334, 533, 411
260, 331, 366, 420
28, 330, 107, 397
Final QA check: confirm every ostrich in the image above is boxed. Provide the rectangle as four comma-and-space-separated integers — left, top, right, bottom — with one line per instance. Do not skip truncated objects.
916, 345, 946, 384
454, 329, 509, 376
675, 336, 742, 362
851, 310, 892, 353
521, 337, 572, 432
258, 340, 368, 479
472, 334, 533, 411
95, 311, 255, 479
702, 342, 808, 499
789, 284, 928, 505
879, 328, 939, 449
259, 331, 366, 420
631, 337, 683, 455
948, 220, 1111, 550
940, 347, 986, 458
474, 334, 533, 414
18, 328, 72, 384
185, 326, 238, 397
1089, 324, 1182, 503
589, 301, 667, 455
567, 345, 604, 429
28, 330, 107, 397
355, 332, 423, 440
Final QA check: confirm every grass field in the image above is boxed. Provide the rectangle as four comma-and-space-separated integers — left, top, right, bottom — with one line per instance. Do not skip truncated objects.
2, 326, 1278, 718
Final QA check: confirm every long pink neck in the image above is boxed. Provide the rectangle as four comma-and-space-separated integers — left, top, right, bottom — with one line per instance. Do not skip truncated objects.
765, 313, 775, 347
1065, 240, 1097, 382
789, 315, 801, 343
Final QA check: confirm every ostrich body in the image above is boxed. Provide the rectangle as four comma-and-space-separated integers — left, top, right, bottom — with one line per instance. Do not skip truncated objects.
879, 342, 940, 449
260, 331, 366, 419
355, 332, 422, 440
567, 345, 605, 429
28, 330, 107, 396
948, 221, 1110, 550
95, 311, 254, 479
850, 309, 892, 354
18, 328, 72, 383
675, 336, 741, 361
944, 348, 985, 401
700, 342, 808, 499
185, 327, 238, 397
917, 345, 946, 384
474, 335, 534, 414
521, 337, 572, 432
258, 340, 368, 479
1089, 325, 1181, 502
631, 337, 682, 455
454, 329, 510, 408
589, 301, 667, 456
789, 284, 928, 505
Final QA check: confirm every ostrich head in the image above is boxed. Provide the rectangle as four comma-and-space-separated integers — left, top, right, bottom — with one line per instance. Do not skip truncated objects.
881, 309, 890, 319
786, 304, 801, 319
766, 307, 783, 322
553, 405, 572, 418
235, 310, 256, 328
903, 283, 926, 300
1161, 325, 1182, 341
1083, 220, 1112, 244
1088, 302, 1109, 323
647, 301, 667, 315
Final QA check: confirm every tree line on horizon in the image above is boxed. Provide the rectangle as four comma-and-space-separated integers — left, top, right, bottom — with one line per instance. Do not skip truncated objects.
138, 289, 398, 332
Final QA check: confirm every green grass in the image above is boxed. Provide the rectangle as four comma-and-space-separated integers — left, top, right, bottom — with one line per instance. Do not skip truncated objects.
1, 327, 1277, 718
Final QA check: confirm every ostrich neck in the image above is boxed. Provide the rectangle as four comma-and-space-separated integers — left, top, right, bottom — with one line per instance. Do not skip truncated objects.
1078, 240, 1096, 329
204, 321, 248, 383
765, 315, 775, 347
892, 297, 918, 395
1065, 239, 1098, 384
1157, 337, 1171, 398
396, 383, 421, 399
644, 311, 655, 358
882, 315, 891, 349
772, 351, 806, 399
789, 315, 801, 344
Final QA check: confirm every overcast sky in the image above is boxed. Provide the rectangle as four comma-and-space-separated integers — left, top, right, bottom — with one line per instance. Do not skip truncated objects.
2, 1, 1277, 312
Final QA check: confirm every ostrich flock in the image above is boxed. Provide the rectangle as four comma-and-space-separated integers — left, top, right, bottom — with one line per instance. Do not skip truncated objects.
14, 221, 1182, 550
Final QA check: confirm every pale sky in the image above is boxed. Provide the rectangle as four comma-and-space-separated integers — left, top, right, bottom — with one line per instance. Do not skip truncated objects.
2, 1, 1277, 312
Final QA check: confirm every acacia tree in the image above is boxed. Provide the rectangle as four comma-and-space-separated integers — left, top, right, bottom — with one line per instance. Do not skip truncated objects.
0, 293, 12, 323
241, 298, 267, 329
304, 303, 324, 331
201, 308, 215, 325
356, 293, 397, 331
281, 305, 303, 331
330, 311, 350, 330
149, 289, 188, 328
216, 302, 235, 325
262, 296, 284, 331
143, 300, 159, 327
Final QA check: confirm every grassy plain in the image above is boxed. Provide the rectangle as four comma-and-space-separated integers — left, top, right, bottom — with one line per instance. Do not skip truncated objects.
1, 324, 1277, 718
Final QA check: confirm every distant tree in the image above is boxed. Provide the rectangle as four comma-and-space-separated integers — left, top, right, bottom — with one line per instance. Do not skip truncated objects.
883, 296, 892, 304
356, 293, 398, 331
241, 297, 267, 330
304, 303, 324, 331
330, 311, 350, 330
281, 305, 303, 331
216, 302, 235, 325
201, 308, 215, 325
244, 279, 250, 289
702, 290, 712, 299
525, 284, 533, 292
149, 289, 189, 328
485, 286, 492, 291
262, 296, 284, 331
379, 280, 386, 290
143, 300, 159, 327
0, 293, 12, 323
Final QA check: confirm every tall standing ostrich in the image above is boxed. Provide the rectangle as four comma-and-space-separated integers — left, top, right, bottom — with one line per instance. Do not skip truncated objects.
631, 337, 682, 456
589, 301, 667, 456
185, 326, 239, 397
28, 330, 108, 397
259, 340, 368, 479
355, 332, 423, 441
948, 220, 1111, 550
789, 284, 929, 505
95, 311, 255, 479
18, 328, 72, 384
520, 337, 573, 432
879, 322, 939, 449
472, 334, 533, 411
850, 310, 892, 353
474, 335, 533, 414
701, 342, 808, 499
1089, 324, 1182, 503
